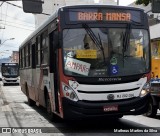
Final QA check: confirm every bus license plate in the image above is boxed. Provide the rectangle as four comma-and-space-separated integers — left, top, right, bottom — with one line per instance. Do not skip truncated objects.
103, 105, 118, 112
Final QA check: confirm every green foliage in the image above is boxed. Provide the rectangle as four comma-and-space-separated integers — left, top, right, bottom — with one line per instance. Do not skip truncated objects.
135, 0, 151, 6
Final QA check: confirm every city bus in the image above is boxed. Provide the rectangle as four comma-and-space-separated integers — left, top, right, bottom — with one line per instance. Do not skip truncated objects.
19, 5, 151, 120
1, 63, 19, 86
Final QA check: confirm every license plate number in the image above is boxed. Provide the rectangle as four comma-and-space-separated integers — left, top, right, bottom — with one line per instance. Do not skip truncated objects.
116, 93, 134, 99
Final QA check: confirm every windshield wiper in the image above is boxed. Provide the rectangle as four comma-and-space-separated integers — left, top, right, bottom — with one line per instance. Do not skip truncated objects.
122, 23, 131, 67
123, 23, 131, 52
82, 23, 105, 62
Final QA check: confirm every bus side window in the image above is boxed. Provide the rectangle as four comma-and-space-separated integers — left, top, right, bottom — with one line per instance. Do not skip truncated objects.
49, 31, 55, 73
53, 31, 59, 49
36, 36, 41, 65
41, 31, 49, 65
32, 44, 36, 68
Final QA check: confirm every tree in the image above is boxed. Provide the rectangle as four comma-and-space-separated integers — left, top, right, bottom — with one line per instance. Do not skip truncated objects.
135, 0, 151, 6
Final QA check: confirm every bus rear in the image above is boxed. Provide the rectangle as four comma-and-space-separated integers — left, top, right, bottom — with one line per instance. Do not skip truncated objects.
1, 63, 19, 86
58, 5, 151, 119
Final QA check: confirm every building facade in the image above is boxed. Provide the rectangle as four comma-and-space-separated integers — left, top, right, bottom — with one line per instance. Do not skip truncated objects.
11, 51, 19, 63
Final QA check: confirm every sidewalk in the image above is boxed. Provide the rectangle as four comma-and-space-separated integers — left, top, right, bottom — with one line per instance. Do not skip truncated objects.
0, 84, 4, 106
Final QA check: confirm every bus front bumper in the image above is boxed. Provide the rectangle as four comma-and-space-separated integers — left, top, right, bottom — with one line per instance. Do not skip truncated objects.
3, 79, 20, 84
62, 94, 150, 120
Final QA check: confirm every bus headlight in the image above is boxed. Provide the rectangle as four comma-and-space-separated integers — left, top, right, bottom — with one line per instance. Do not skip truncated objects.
139, 83, 150, 97
62, 83, 79, 102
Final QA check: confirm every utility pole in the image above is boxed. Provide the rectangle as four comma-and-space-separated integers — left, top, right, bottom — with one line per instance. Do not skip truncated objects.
117, 0, 119, 5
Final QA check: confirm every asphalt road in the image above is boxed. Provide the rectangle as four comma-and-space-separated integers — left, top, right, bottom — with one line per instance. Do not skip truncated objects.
0, 82, 160, 136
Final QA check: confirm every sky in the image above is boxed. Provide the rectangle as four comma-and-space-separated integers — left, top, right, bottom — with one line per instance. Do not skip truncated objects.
0, 1, 35, 58
0, 0, 136, 58
118, 0, 136, 6
94, 0, 136, 5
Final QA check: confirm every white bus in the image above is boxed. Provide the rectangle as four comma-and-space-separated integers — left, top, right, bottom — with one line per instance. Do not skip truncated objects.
19, 5, 151, 120
1, 63, 19, 86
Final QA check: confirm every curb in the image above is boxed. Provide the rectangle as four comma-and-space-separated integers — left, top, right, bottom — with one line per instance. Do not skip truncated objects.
0, 85, 4, 106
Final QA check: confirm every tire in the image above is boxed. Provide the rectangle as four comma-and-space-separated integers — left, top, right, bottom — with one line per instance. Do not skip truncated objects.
27, 97, 35, 106
115, 115, 123, 119
111, 115, 123, 120
144, 100, 157, 118
26, 85, 35, 106
46, 93, 61, 122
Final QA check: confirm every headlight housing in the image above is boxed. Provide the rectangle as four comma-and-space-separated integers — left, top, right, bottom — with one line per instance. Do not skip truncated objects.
62, 83, 79, 102
139, 83, 150, 97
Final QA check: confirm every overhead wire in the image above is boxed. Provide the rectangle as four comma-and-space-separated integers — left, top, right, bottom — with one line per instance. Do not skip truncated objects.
0, 2, 3, 27
1, 2, 8, 41
5, 1, 22, 9
5, 1, 50, 16
0, 22, 35, 31
0, 2, 4, 7
0, 2, 35, 32
0, 12, 35, 25
0, 44, 18, 48
0, 19, 35, 28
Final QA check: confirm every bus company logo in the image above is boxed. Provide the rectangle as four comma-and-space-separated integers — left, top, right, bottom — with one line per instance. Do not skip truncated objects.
2, 128, 11, 133
98, 78, 121, 82
107, 94, 115, 100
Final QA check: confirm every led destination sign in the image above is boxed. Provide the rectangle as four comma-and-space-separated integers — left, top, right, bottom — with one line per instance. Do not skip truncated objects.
78, 12, 131, 21
68, 8, 142, 23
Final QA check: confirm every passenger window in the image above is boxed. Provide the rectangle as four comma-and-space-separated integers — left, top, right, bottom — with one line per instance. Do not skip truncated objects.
41, 31, 49, 65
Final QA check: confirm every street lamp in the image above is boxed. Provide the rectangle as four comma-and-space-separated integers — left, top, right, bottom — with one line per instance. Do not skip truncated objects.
0, 38, 15, 46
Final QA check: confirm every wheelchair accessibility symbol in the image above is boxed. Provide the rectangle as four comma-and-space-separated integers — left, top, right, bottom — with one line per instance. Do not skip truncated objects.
111, 65, 118, 75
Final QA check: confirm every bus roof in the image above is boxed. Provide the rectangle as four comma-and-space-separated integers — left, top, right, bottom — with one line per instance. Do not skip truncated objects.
62, 5, 144, 11
19, 5, 144, 49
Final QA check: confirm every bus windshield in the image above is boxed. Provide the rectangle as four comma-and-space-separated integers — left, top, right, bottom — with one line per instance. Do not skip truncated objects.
63, 27, 150, 77
2, 66, 19, 76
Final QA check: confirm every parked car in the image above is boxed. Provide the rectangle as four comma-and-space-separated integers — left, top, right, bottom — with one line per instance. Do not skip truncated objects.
144, 78, 160, 117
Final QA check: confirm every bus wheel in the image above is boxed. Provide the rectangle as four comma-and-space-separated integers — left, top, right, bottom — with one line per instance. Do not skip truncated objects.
26, 86, 35, 106
109, 115, 123, 120
46, 94, 60, 122
115, 115, 123, 119
27, 97, 35, 106
144, 100, 157, 118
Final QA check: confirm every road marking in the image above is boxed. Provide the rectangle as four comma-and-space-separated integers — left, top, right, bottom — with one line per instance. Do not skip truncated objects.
20, 103, 35, 111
